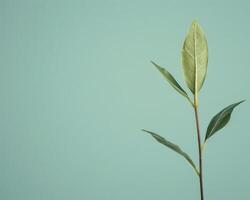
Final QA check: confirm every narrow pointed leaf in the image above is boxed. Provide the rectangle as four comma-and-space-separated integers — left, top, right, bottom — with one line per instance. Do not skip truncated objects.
151, 61, 192, 103
205, 100, 245, 142
142, 129, 199, 175
182, 21, 208, 95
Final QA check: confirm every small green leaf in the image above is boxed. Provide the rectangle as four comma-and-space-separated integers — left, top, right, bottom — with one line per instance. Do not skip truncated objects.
151, 61, 193, 105
205, 100, 245, 142
182, 20, 208, 95
142, 129, 199, 175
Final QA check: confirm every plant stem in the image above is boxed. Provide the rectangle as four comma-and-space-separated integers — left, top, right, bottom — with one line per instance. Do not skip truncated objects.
194, 106, 204, 200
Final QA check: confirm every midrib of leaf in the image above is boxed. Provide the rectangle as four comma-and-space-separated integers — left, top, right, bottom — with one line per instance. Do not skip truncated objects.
194, 23, 198, 104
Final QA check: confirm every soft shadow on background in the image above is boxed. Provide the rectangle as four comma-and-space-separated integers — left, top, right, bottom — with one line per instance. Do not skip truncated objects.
1, 0, 250, 199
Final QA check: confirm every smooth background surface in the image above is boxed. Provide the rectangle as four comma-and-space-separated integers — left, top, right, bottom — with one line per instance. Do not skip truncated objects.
1, 0, 250, 199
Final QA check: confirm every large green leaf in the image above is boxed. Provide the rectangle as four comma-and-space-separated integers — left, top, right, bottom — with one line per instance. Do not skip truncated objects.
205, 100, 245, 142
142, 129, 199, 175
151, 61, 192, 105
182, 21, 208, 95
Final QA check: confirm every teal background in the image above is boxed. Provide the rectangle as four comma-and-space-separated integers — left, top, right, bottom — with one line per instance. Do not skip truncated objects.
1, 0, 250, 199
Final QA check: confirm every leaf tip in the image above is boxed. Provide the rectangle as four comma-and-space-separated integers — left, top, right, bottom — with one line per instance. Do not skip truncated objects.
150, 60, 158, 68
151, 61, 163, 72
236, 99, 246, 106
191, 19, 198, 25
141, 129, 148, 133
191, 19, 203, 29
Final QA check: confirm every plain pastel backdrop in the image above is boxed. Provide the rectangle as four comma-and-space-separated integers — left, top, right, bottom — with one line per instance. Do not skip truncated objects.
1, 0, 249, 199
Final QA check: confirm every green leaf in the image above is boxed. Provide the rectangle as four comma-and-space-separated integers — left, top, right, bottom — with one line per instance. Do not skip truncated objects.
151, 61, 193, 105
182, 20, 208, 95
142, 129, 199, 175
205, 100, 245, 142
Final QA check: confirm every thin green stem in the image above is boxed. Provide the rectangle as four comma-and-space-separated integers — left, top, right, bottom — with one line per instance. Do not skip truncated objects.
194, 106, 204, 200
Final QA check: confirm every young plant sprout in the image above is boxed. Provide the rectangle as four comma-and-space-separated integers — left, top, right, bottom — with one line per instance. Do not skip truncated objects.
142, 21, 244, 200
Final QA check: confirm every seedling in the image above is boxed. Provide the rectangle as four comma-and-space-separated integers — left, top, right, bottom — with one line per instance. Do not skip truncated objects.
142, 21, 244, 200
